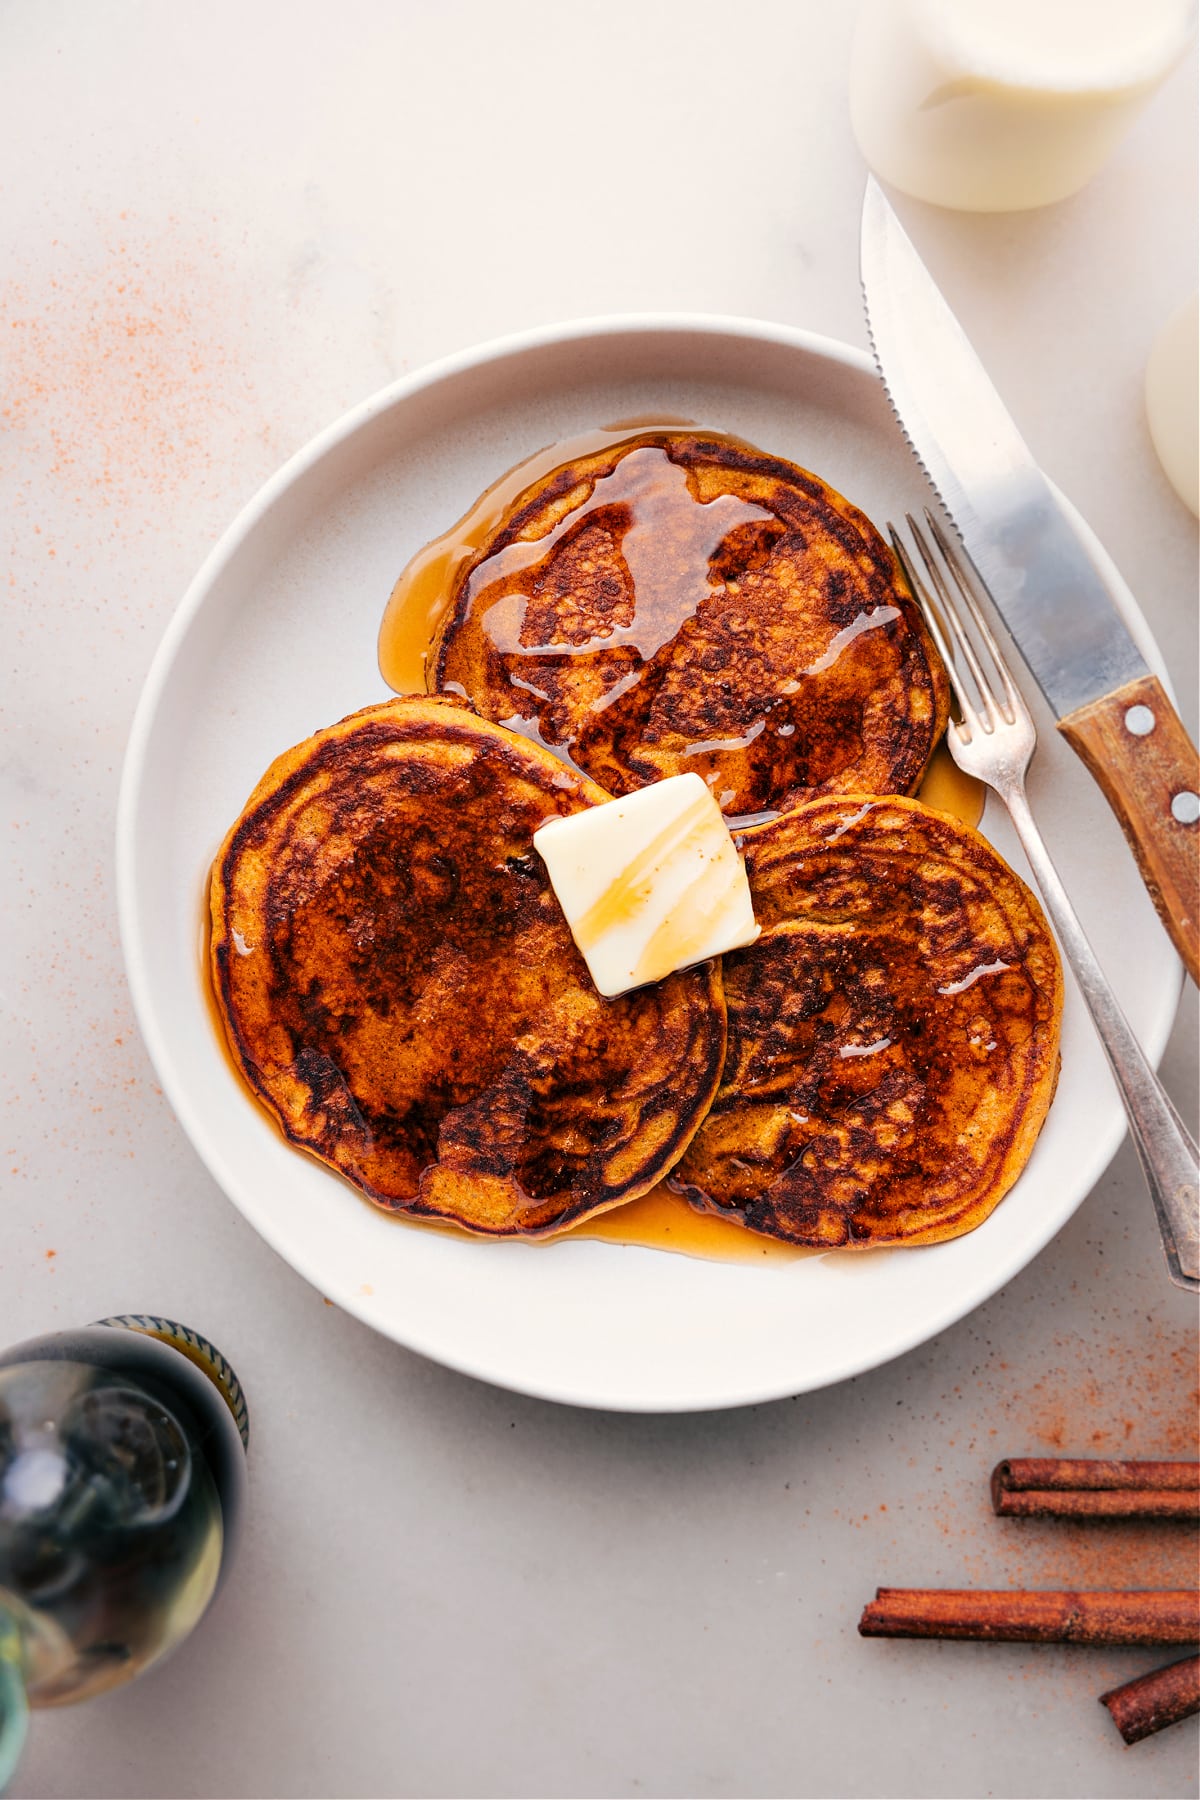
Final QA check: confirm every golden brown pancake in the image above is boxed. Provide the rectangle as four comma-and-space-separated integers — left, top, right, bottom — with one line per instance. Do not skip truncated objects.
671, 796, 1063, 1247
431, 431, 949, 823
209, 697, 727, 1235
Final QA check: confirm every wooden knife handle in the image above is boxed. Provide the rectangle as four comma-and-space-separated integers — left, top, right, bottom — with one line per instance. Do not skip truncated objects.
1058, 672, 1200, 986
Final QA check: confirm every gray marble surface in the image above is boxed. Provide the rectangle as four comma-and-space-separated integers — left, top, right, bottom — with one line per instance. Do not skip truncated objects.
2, 4, 1196, 1796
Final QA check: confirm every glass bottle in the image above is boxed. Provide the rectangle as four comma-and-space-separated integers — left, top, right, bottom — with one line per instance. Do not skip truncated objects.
0, 1317, 248, 1792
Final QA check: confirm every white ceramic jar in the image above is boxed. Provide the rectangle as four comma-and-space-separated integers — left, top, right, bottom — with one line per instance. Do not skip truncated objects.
1145, 294, 1200, 516
850, 0, 1195, 211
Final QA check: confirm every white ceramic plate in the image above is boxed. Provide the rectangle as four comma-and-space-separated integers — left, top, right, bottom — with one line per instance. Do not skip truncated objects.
117, 315, 1180, 1413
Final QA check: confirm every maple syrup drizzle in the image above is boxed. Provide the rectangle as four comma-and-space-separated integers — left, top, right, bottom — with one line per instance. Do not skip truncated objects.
378, 418, 709, 695
470, 446, 772, 664
385, 425, 943, 831
462, 442, 911, 803
801, 604, 901, 676
381, 425, 984, 845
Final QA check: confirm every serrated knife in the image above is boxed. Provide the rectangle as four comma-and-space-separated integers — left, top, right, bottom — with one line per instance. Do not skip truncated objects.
860, 175, 1200, 986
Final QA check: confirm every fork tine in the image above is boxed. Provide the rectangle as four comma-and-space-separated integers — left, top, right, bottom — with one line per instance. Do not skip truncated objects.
903, 511, 999, 721
923, 510, 1022, 724
887, 524, 979, 734
894, 513, 1000, 734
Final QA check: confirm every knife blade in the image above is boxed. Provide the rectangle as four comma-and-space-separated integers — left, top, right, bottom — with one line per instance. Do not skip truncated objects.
860, 174, 1200, 984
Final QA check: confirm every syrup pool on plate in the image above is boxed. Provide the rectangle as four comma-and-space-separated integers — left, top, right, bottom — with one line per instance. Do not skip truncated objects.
563, 1182, 810, 1263
916, 738, 984, 829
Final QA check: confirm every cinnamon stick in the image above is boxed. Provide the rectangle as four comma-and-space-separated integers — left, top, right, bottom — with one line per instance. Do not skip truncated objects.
1100, 1653, 1200, 1744
991, 1459, 1200, 1521
858, 1588, 1200, 1645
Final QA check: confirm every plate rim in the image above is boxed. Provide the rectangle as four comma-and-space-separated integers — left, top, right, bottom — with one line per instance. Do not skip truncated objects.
116, 310, 1182, 1413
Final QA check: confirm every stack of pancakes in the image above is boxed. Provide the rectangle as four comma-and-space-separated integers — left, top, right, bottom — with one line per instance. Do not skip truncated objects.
211, 432, 1062, 1249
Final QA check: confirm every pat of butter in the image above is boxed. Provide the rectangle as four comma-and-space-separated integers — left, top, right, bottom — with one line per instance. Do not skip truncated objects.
533, 773, 760, 998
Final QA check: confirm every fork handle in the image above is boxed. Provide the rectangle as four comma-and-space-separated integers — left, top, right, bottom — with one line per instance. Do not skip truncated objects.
1003, 782, 1199, 1291
1058, 674, 1199, 986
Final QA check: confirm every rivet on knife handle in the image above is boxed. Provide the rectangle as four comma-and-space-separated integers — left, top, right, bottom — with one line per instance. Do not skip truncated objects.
1058, 673, 1200, 986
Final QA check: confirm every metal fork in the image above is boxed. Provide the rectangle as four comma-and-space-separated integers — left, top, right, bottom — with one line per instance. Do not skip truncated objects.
891, 509, 1199, 1292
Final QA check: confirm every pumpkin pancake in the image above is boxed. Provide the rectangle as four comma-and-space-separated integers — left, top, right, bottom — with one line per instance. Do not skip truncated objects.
670, 796, 1062, 1248
430, 431, 949, 823
209, 697, 726, 1235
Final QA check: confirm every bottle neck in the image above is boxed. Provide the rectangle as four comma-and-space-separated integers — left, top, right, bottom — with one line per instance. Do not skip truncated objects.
92, 1317, 249, 1451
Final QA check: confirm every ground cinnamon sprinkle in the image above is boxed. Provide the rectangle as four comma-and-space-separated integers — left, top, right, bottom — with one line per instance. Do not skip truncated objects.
3, 205, 389, 541
988, 1328, 1198, 1461
1, 228, 276, 577
855, 1321, 1200, 1597
3, 209, 283, 1265
6, 199, 404, 1298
